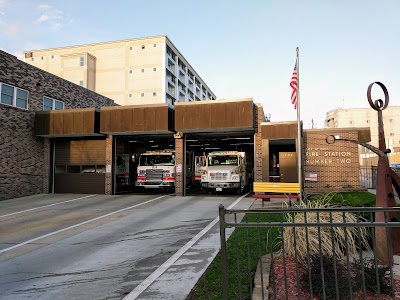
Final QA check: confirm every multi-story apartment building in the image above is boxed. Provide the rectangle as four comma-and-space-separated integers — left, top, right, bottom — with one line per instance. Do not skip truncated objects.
325, 107, 400, 163
23, 35, 216, 106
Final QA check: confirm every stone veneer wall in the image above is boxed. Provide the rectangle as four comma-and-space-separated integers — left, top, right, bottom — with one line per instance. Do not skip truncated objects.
0, 106, 45, 200
0, 51, 116, 200
304, 131, 360, 189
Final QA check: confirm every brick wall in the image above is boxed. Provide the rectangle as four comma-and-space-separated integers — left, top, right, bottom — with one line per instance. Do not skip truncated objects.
304, 131, 360, 189
254, 104, 265, 182
0, 51, 116, 200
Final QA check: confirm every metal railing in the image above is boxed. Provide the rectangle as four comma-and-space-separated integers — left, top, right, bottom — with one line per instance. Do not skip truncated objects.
359, 166, 377, 189
360, 166, 400, 189
219, 205, 400, 300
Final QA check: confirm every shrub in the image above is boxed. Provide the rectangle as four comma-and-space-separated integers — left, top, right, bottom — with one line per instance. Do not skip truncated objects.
301, 254, 351, 300
301, 255, 393, 299
352, 258, 392, 295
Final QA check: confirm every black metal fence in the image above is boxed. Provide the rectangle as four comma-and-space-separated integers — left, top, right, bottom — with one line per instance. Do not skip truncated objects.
219, 205, 400, 300
359, 166, 400, 189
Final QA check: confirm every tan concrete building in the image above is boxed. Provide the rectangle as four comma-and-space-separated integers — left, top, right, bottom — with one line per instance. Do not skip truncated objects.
23, 35, 216, 106
325, 107, 400, 164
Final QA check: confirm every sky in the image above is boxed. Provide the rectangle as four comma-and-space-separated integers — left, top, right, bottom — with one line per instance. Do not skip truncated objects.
1, 0, 399, 129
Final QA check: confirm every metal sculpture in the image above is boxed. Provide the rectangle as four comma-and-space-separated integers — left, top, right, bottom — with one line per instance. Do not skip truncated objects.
326, 82, 400, 264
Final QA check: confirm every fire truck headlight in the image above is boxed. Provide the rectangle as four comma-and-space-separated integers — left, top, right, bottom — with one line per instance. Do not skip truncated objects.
138, 170, 146, 174
164, 170, 170, 174
232, 175, 239, 181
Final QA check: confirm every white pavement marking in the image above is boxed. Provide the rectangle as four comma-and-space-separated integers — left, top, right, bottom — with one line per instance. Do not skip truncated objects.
0, 195, 168, 255
123, 191, 251, 300
0, 195, 96, 219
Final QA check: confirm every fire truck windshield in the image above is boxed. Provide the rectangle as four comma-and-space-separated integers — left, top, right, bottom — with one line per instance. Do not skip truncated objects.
208, 155, 238, 166
139, 154, 175, 166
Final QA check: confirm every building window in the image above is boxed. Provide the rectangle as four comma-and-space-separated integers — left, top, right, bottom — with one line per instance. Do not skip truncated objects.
51, 55, 54, 59
129, 93, 132, 98
0, 82, 29, 109
31, 57, 34, 61
390, 133, 394, 136
16, 89, 28, 109
1, 83, 14, 106
141, 45, 145, 49
390, 119, 394, 123
153, 92, 157, 96
79, 81, 84, 87
129, 46, 133, 50
80, 57, 85, 66
349, 121, 353, 125
141, 69, 144, 73
153, 68, 157, 72
153, 43, 156, 47
141, 93, 145, 97
129, 70, 133, 74
43, 96, 64, 111
41, 56, 44, 60
366, 120, 370, 123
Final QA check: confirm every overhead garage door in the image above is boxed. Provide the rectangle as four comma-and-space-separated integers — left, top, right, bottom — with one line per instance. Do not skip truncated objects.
54, 139, 106, 194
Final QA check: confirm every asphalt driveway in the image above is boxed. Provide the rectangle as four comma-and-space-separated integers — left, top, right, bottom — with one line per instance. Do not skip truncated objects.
0, 192, 253, 299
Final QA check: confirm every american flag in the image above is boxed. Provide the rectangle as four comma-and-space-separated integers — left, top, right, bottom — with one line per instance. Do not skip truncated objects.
290, 60, 298, 109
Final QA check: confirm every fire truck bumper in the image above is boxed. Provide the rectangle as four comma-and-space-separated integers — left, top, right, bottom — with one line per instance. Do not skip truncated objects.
136, 181, 174, 188
201, 182, 240, 189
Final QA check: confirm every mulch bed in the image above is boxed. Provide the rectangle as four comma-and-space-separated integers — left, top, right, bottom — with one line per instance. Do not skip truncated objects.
268, 256, 400, 300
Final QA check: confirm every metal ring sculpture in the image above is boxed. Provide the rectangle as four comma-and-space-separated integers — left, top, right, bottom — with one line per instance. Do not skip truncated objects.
367, 81, 389, 111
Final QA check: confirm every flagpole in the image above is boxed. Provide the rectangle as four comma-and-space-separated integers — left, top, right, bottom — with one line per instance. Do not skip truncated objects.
296, 47, 303, 201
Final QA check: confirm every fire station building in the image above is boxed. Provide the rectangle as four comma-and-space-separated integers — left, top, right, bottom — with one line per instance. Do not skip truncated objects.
0, 50, 370, 201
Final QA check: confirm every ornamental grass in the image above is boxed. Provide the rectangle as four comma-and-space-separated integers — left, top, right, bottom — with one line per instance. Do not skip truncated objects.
281, 193, 371, 262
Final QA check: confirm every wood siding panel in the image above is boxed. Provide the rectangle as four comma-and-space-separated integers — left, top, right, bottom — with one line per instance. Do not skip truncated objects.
133, 107, 145, 131
100, 104, 171, 133
238, 102, 254, 128
262, 123, 298, 139
52, 112, 63, 135
55, 139, 106, 165
120, 107, 133, 132
191, 104, 211, 129
83, 110, 95, 134
211, 103, 226, 128
63, 111, 74, 134
155, 106, 168, 131
100, 109, 111, 133
144, 107, 156, 131
110, 109, 121, 132
35, 109, 99, 136
226, 102, 239, 128
73, 111, 84, 134
174, 105, 185, 130
175, 99, 254, 132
